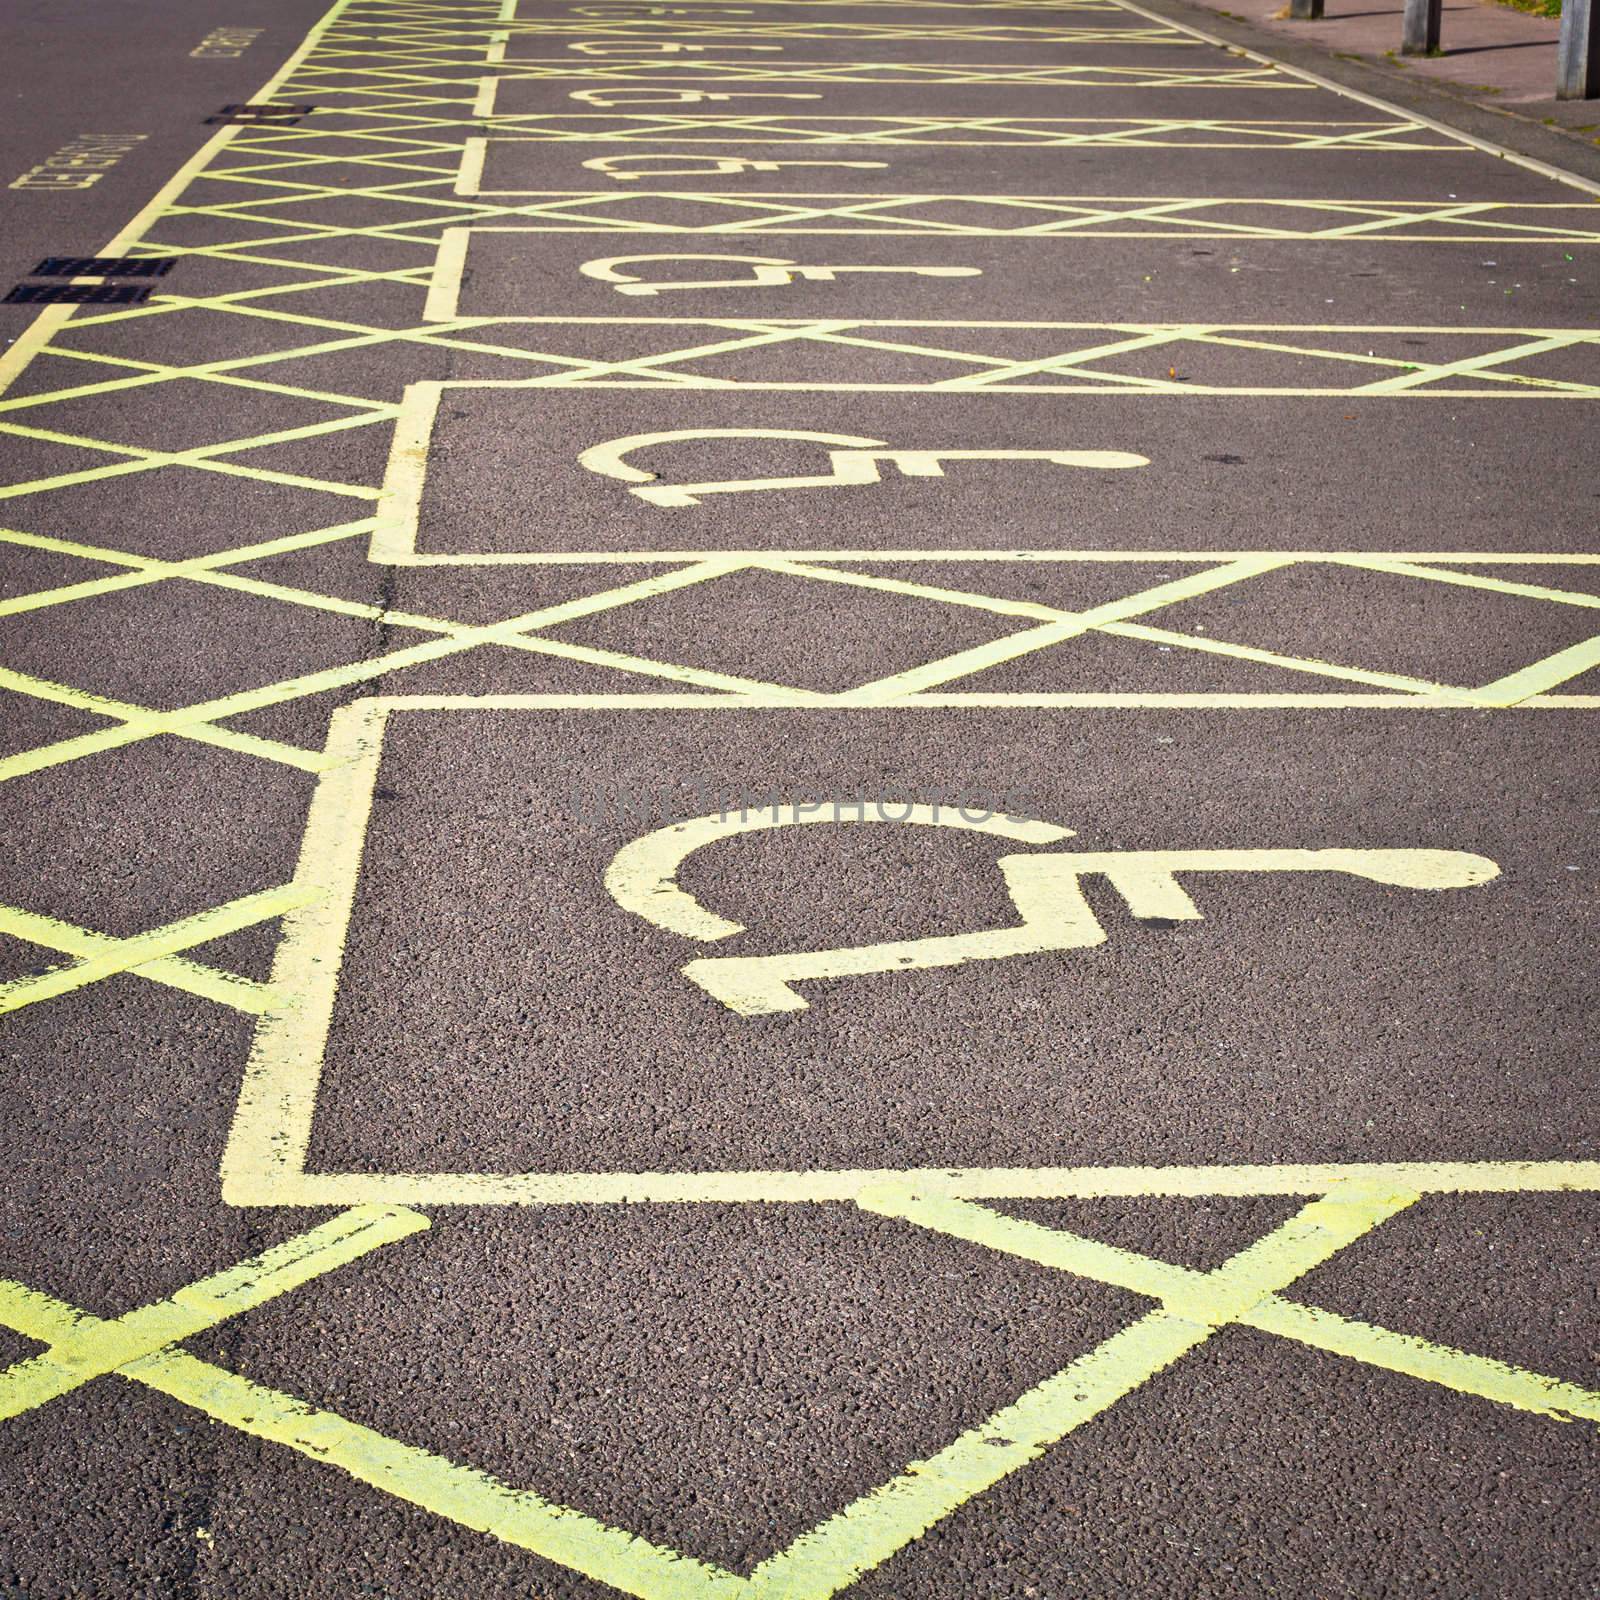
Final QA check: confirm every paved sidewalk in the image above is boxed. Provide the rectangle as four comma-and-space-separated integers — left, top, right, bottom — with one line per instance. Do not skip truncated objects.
1185, 0, 1599, 131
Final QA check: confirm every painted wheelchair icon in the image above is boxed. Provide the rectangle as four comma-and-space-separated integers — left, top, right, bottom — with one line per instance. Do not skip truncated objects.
606, 803, 1500, 1016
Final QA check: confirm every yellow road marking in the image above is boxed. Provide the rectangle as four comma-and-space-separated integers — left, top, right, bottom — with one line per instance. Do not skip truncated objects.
484, 58, 1303, 83
4, 1184, 1594, 1599
612, 815, 1498, 1016
0, 1205, 425, 1422
432, 193, 1600, 237
862, 1189, 1600, 1422
837, 556, 1293, 699
0, 885, 313, 1017
495, 19, 1194, 38
467, 113, 1462, 149
364, 328, 1600, 413
1, 0, 1597, 1581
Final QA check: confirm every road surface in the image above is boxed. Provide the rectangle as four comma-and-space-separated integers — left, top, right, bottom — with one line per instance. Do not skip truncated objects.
0, 0, 1597, 1593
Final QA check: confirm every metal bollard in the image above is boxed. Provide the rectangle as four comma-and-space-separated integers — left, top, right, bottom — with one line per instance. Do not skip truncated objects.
1289, 0, 1326, 17
1558, 0, 1599, 98
1401, 0, 1443, 54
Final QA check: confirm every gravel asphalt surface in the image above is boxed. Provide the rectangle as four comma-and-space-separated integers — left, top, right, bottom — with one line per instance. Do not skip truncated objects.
0, 0, 1597, 1594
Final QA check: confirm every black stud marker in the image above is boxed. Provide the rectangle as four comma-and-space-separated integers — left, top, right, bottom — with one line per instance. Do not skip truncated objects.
205, 103, 316, 125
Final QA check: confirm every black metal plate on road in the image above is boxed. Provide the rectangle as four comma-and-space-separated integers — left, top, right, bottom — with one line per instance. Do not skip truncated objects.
204, 102, 316, 124
29, 256, 179, 278
2, 283, 153, 305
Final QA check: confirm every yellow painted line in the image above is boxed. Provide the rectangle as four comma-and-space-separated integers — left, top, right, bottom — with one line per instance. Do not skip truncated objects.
1251, 1299, 1600, 1422
0, 558, 829, 787
369, 315, 1600, 335
0, 666, 331, 778
223, 1156, 1600, 1209
455, 137, 488, 197
371, 382, 443, 561
1469, 634, 1600, 706
128, 1347, 748, 1600
529, 0, 1133, 9
0, 519, 374, 620
469, 116, 1457, 150
1333, 554, 1600, 607
362, 548, 1600, 566
2, 526, 1591, 804
864, 1184, 1415, 1328
425, 226, 471, 321
502, 629, 830, 699
747, 1310, 1222, 1598
755, 555, 1098, 622
1104, 620, 1477, 701
4, 1185, 1592, 1598
485, 119, 1419, 134
432, 197, 1600, 242
0, 1205, 425, 1422
866, 1191, 1600, 1424
482, 60, 1300, 87
345, 319, 1600, 399
1355, 333, 1596, 395
496, 21, 1193, 42
221, 699, 394, 1191
527, 0, 1133, 8
0, 410, 393, 505
838, 556, 1292, 700
0, 907, 267, 1015
0, 885, 316, 1017
430, 382, 1598, 396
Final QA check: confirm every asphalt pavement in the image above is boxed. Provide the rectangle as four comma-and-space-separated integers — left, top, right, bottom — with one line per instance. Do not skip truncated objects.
0, 0, 1597, 1595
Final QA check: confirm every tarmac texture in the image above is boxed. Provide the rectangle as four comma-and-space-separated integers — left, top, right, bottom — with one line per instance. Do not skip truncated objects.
0, 0, 1597, 1594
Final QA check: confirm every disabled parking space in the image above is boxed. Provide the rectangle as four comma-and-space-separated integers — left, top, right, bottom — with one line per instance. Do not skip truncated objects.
463, 131, 1559, 199
481, 72, 1346, 118
493, 25, 1207, 70
382, 386, 1600, 558
3, 0, 1599, 1589
434, 227, 1600, 323
226, 701, 1586, 1202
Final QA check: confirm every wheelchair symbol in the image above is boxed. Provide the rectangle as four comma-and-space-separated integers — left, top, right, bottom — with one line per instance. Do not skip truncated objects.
578, 428, 1148, 506
606, 803, 1500, 1016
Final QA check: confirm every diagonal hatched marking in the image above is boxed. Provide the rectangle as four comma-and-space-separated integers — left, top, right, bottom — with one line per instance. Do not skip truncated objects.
3, 1181, 1594, 1599
0, 1206, 426, 1422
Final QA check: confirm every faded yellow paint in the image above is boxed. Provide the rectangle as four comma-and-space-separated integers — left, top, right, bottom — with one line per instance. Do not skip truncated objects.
577, 426, 1148, 504
1, 0, 1597, 1593
609, 806, 1497, 1014
578, 251, 983, 294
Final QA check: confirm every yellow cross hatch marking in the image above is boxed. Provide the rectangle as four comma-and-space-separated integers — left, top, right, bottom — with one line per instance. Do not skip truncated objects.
0, 886, 313, 1017
1, 0, 1597, 1584
0, 1206, 426, 1422
2, 1187, 1595, 1599
470, 114, 1463, 150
